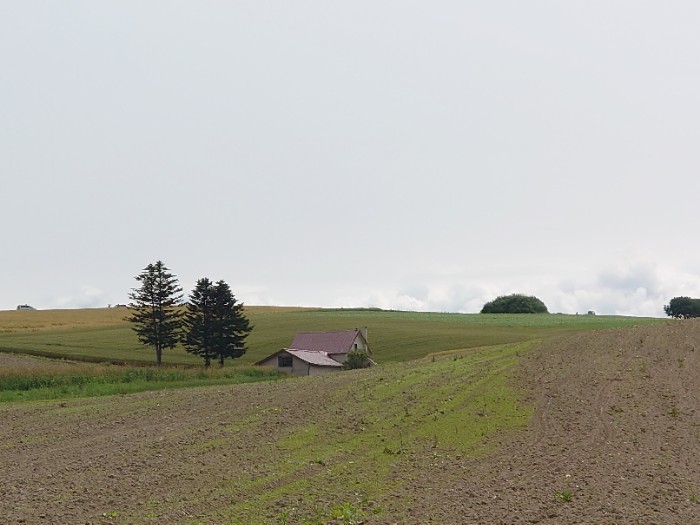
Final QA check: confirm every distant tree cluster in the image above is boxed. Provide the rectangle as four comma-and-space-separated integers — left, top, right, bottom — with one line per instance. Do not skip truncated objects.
183, 278, 252, 367
481, 294, 549, 314
128, 261, 252, 366
663, 296, 700, 319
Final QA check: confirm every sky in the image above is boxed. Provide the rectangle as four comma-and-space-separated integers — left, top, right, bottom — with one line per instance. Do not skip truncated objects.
2, 1, 700, 317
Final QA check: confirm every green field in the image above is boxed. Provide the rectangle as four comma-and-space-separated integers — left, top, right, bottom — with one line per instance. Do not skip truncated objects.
0, 307, 667, 366
0, 364, 283, 403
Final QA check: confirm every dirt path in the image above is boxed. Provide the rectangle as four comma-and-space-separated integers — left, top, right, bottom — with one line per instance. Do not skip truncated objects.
1, 321, 698, 524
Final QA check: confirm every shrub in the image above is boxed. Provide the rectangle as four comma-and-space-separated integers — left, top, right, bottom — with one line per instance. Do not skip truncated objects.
480, 294, 548, 314
343, 349, 372, 370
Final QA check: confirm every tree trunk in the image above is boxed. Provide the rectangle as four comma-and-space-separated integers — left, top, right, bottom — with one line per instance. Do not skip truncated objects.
156, 345, 162, 367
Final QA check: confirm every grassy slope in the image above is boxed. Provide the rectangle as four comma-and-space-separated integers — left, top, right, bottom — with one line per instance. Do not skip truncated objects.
0, 307, 666, 366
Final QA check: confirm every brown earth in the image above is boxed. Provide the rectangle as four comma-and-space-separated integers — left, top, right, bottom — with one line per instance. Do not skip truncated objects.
0, 353, 79, 369
387, 321, 700, 524
0, 321, 698, 524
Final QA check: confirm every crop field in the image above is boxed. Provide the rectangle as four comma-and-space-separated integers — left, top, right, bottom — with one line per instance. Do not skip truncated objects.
2, 318, 698, 524
1, 339, 535, 523
0, 353, 283, 403
0, 306, 668, 407
0, 306, 666, 367
0, 308, 696, 524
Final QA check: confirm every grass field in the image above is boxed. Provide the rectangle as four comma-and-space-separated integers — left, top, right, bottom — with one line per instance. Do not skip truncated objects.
0, 361, 283, 403
0, 306, 667, 367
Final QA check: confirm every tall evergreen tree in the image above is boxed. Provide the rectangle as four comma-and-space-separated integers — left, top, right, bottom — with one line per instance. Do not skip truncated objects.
127, 261, 183, 366
182, 278, 218, 366
182, 278, 253, 367
211, 280, 253, 366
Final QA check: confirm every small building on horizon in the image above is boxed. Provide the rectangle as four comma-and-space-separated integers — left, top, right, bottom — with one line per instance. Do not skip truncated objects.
256, 327, 372, 376
16, 304, 36, 311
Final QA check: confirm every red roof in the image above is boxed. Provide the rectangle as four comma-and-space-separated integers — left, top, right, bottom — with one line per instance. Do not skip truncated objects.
289, 329, 365, 355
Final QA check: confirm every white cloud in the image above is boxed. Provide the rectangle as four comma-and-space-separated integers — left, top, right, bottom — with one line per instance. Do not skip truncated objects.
50, 286, 109, 309
328, 261, 700, 318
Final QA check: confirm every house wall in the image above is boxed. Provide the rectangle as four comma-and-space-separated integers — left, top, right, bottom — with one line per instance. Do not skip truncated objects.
259, 352, 343, 375
329, 333, 370, 364
351, 333, 369, 352
292, 356, 307, 375
258, 352, 294, 374
258, 354, 279, 368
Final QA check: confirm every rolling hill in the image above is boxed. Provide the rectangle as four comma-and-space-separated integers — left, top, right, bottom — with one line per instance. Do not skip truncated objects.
1, 315, 697, 523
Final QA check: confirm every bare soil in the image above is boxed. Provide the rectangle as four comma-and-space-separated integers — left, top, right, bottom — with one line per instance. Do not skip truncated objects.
0, 353, 79, 369
1, 321, 699, 524
388, 320, 700, 524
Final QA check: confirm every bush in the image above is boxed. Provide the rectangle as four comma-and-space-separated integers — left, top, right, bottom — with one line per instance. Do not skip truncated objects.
481, 294, 548, 314
664, 296, 700, 318
343, 349, 372, 370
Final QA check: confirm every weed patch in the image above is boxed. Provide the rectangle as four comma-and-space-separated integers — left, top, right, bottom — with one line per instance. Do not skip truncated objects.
555, 490, 573, 503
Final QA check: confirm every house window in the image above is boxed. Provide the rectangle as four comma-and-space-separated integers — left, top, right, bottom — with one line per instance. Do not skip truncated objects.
278, 355, 293, 367
354, 344, 358, 349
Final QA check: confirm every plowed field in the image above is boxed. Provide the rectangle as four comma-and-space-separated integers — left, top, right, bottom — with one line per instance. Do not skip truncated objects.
1, 320, 698, 524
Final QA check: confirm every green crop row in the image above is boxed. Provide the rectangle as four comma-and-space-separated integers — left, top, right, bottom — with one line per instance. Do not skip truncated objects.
0, 364, 283, 403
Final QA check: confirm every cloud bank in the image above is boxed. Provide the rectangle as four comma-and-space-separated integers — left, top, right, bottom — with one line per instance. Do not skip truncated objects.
330, 261, 700, 318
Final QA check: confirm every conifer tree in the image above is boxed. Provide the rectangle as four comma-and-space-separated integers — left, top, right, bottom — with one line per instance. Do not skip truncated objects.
211, 280, 253, 366
182, 278, 218, 366
127, 261, 183, 366
182, 278, 253, 367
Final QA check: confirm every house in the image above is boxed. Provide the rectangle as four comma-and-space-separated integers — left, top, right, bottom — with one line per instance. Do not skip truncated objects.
256, 327, 372, 376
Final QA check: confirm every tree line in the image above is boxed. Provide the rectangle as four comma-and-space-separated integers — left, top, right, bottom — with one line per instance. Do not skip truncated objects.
664, 296, 700, 319
127, 261, 252, 366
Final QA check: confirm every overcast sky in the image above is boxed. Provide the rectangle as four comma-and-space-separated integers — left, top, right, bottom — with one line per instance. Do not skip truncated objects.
2, 1, 700, 316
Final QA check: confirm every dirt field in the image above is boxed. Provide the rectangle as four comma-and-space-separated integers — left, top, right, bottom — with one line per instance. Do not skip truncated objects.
0, 352, 79, 369
1, 320, 698, 524
391, 321, 700, 524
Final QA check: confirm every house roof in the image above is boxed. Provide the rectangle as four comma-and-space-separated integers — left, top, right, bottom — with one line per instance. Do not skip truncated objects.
254, 328, 371, 368
286, 349, 343, 367
289, 329, 367, 355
